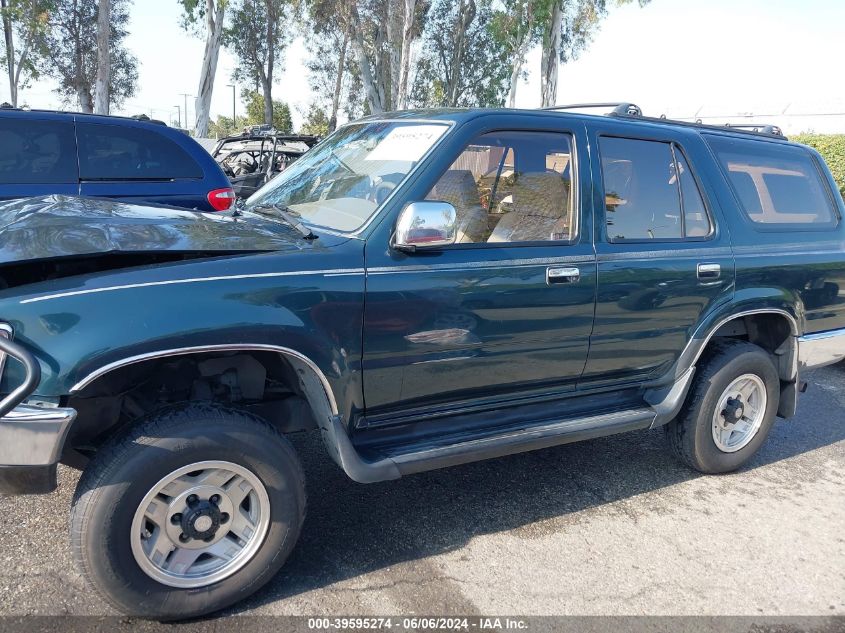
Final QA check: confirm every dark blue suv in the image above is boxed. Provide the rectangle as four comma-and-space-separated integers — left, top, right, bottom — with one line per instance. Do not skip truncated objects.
0, 107, 235, 211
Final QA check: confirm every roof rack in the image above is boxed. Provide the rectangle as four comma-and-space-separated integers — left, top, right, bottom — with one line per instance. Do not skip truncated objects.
539, 101, 787, 139
542, 102, 643, 116
722, 123, 784, 137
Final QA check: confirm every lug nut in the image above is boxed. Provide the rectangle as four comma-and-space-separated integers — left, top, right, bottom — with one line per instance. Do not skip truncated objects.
210, 494, 221, 505
186, 494, 199, 506
204, 535, 215, 542
170, 513, 182, 525
220, 512, 230, 524
178, 533, 189, 543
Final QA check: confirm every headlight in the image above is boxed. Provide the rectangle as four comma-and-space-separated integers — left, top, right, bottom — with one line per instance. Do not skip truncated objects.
0, 324, 11, 378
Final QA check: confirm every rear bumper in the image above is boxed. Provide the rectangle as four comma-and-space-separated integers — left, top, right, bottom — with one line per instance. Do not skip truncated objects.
0, 405, 76, 494
798, 327, 845, 370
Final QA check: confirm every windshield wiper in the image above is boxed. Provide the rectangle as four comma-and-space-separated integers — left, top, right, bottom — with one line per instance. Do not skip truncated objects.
248, 203, 318, 240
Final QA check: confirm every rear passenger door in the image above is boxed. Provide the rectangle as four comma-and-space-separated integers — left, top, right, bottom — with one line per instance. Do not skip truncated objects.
77, 122, 206, 208
361, 121, 596, 423
582, 125, 735, 387
0, 115, 79, 200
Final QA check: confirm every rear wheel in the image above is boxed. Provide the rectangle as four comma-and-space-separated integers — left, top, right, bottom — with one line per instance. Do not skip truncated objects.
70, 404, 306, 620
666, 341, 780, 473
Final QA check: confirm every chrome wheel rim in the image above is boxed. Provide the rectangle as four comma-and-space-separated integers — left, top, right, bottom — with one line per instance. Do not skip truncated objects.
712, 374, 767, 453
130, 460, 270, 588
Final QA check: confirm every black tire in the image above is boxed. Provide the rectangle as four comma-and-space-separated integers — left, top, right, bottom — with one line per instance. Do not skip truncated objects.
70, 404, 306, 620
665, 340, 780, 474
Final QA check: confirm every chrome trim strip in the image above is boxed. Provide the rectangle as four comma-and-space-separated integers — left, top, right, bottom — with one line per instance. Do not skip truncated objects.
798, 327, 845, 369
20, 269, 366, 304
596, 246, 733, 262
70, 344, 339, 415
368, 255, 594, 275
0, 404, 76, 466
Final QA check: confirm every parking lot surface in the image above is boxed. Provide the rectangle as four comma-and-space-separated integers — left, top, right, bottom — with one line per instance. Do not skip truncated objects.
0, 366, 842, 619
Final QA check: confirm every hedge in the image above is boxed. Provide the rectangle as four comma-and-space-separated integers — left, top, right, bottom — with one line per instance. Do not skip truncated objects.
792, 134, 845, 200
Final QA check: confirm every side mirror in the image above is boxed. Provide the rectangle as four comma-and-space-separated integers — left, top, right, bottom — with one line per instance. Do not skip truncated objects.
393, 201, 457, 252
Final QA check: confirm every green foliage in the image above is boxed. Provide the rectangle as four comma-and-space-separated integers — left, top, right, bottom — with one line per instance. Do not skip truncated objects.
177, 0, 229, 33
242, 88, 292, 132
0, 0, 53, 98
208, 113, 249, 137
793, 134, 845, 200
299, 103, 329, 136
411, 0, 510, 108
40, 0, 138, 110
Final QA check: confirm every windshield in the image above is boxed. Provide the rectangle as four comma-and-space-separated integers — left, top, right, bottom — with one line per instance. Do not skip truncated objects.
245, 121, 449, 232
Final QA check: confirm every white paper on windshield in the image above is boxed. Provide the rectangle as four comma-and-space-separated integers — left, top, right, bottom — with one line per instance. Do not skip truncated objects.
364, 125, 447, 162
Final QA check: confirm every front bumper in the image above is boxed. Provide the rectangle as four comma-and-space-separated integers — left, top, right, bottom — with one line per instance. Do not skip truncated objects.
798, 327, 845, 370
0, 405, 76, 494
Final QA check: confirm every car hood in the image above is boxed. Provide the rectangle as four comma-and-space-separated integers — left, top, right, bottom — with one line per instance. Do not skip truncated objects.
0, 195, 312, 264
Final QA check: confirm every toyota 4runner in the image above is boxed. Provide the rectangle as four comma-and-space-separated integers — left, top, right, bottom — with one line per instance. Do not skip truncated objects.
0, 104, 843, 619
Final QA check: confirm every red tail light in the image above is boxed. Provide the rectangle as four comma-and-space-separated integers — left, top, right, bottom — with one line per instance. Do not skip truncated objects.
207, 187, 236, 211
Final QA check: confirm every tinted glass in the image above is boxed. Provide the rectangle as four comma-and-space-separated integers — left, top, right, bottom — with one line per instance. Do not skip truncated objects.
600, 137, 682, 240
708, 135, 836, 226
77, 123, 203, 180
0, 118, 78, 184
675, 148, 711, 237
426, 131, 575, 244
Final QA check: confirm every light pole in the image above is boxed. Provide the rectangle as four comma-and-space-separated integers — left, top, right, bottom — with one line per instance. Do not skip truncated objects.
227, 84, 236, 133
179, 93, 192, 130
174, 105, 181, 128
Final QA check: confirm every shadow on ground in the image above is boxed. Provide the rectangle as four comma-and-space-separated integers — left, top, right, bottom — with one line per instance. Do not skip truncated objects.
227, 365, 845, 614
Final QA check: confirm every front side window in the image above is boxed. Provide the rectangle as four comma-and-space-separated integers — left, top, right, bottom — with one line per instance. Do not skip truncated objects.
77, 123, 203, 181
707, 135, 837, 227
600, 136, 711, 241
424, 130, 576, 244
247, 121, 449, 233
0, 118, 77, 184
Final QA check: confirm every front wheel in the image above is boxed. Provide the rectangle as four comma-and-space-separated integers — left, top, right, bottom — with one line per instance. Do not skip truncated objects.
70, 405, 306, 620
665, 341, 780, 473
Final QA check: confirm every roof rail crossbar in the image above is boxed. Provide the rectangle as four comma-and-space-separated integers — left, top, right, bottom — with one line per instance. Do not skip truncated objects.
722, 123, 785, 137
542, 102, 643, 117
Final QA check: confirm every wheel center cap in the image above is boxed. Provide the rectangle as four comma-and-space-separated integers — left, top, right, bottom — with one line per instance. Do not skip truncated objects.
194, 515, 213, 532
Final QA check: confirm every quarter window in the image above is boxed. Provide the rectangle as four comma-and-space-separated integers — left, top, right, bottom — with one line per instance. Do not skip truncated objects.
0, 119, 78, 184
77, 123, 203, 181
707, 135, 836, 226
425, 131, 576, 244
599, 136, 711, 242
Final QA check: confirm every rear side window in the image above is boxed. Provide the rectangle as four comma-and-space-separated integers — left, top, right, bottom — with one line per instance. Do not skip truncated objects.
599, 136, 711, 241
0, 118, 78, 184
707, 135, 837, 227
77, 123, 203, 181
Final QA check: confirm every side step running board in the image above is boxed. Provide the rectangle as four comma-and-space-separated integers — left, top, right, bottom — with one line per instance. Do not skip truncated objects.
322, 408, 656, 483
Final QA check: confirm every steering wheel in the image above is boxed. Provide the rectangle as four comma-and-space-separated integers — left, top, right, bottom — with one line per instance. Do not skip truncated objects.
368, 176, 397, 205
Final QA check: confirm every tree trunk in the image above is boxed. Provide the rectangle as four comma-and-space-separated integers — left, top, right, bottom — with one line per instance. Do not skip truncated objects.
396, 0, 415, 110
1, 0, 16, 107
263, 0, 275, 125
446, 0, 475, 107
540, 1, 562, 107
348, 1, 383, 113
78, 84, 93, 113
94, 0, 110, 114
194, 0, 225, 138
328, 32, 348, 131
506, 35, 529, 108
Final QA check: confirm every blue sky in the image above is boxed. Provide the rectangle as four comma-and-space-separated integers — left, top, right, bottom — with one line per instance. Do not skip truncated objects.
3, 0, 844, 134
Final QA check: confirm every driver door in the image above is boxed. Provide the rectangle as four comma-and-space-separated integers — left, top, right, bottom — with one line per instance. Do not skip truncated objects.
360, 123, 597, 426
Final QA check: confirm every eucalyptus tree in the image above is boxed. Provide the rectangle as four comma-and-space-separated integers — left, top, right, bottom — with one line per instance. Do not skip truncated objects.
179, 0, 229, 137
0, 0, 51, 107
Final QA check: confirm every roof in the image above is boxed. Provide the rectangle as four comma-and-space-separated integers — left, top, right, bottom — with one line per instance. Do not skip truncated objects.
358, 105, 794, 145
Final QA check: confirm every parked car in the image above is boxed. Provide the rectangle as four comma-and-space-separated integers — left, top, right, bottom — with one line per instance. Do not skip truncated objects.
211, 132, 319, 198
1, 105, 844, 619
0, 106, 235, 211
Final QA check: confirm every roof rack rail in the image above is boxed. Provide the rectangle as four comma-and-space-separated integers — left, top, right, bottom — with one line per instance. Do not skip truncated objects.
722, 123, 785, 137
542, 102, 643, 117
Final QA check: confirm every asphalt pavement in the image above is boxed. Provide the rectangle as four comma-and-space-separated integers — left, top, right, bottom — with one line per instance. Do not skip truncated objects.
0, 366, 842, 622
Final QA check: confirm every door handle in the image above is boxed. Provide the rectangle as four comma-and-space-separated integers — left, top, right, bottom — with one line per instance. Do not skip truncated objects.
697, 263, 721, 280
547, 266, 580, 284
